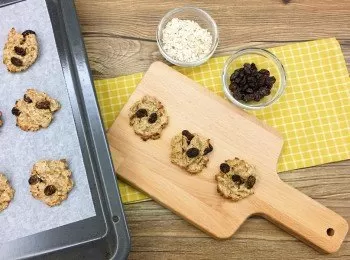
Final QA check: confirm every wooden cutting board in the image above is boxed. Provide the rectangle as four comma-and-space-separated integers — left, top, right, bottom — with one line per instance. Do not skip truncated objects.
107, 62, 348, 253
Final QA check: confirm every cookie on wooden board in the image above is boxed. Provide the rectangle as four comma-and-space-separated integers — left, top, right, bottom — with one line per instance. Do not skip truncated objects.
12, 89, 60, 131
3, 28, 39, 72
129, 95, 168, 141
216, 158, 256, 201
0, 173, 15, 212
28, 160, 74, 207
171, 130, 213, 174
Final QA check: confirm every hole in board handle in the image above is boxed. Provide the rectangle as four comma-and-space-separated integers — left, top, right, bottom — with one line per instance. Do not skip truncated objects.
327, 228, 335, 236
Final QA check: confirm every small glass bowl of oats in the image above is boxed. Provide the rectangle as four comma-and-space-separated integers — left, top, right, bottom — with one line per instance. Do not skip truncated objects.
156, 7, 219, 67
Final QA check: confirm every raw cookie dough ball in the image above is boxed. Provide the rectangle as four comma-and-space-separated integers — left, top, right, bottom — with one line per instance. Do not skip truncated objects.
129, 95, 168, 141
171, 130, 213, 174
216, 158, 256, 201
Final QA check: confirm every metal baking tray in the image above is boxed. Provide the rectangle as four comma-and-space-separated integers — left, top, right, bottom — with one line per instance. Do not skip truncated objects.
0, 0, 130, 259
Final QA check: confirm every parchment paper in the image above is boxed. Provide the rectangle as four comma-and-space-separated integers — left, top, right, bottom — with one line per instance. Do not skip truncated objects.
0, 0, 96, 244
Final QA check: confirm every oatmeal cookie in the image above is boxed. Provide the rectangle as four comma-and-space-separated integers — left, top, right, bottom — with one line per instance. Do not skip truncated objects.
12, 89, 60, 131
129, 95, 168, 141
28, 159, 74, 207
216, 158, 256, 201
0, 173, 15, 212
170, 130, 213, 174
3, 28, 39, 72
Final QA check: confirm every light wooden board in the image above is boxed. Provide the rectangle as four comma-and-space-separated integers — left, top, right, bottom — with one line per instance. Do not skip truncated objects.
107, 62, 348, 253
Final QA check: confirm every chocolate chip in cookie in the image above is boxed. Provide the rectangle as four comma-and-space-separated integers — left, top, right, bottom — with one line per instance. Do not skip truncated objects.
22, 30, 36, 37
203, 143, 213, 155
11, 57, 23, 67
182, 130, 194, 144
44, 185, 57, 196
232, 174, 243, 185
148, 112, 158, 124
35, 100, 51, 109
136, 108, 148, 118
0, 111, 3, 127
28, 175, 41, 185
245, 175, 256, 189
220, 163, 230, 173
11, 107, 21, 116
186, 147, 200, 158
23, 94, 32, 103
14, 46, 26, 56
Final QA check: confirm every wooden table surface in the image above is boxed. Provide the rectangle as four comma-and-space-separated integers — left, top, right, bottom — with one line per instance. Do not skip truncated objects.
75, 1, 350, 259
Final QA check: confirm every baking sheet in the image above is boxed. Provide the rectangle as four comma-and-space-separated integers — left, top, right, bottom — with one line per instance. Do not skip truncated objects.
0, 0, 95, 244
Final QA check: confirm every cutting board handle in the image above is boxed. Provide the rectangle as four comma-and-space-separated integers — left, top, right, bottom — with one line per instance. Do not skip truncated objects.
256, 178, 348, 253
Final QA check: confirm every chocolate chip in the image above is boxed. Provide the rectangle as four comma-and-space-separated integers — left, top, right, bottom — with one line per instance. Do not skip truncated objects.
23, 94, 32, 103
135, 108, 147, 118
11, 57, 23, 67
220, 163, 230, 173
14, 46, 26, 56
11, 107, 21, 116
232, 174, 243, 185
148, 113, 158, 124
28, 175, 40, 185
44, 185, 56, 196
22, 30, 36, 37
246, 175, 256, 189
182, 130, 194, 143
203, 143, 213, 155
35, 100, 51, 109
186, 147, 199, 158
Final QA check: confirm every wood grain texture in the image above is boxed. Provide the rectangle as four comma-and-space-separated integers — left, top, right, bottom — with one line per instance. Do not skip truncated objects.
108, 62, 348, 253
74, 0, 350, 258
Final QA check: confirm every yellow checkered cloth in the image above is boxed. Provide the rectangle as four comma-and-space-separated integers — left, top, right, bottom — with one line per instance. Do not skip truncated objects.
94, 38, 350, 204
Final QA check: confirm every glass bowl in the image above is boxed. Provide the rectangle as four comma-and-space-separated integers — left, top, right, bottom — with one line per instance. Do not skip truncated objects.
222, 48, 287, 110
156, 7, 219, 67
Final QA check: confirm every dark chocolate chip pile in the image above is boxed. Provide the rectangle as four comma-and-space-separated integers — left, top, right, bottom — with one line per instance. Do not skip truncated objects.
229, 63, 276, 102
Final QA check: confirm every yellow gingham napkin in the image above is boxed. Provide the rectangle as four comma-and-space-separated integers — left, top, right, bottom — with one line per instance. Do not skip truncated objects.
94, 38, 350, 204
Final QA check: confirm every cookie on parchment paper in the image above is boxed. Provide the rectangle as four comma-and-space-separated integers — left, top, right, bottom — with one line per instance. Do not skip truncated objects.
12, 89, 60, 131
28, 159, 74, 207
216, 158, 256, 201
3, 28, 39, 72
0, 173, 15, 213
170, 130, 213, 174
129, 95, 169, 141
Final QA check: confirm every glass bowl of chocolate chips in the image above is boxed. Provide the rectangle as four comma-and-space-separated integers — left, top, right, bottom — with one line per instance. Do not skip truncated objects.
222, 48, 286, 110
